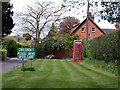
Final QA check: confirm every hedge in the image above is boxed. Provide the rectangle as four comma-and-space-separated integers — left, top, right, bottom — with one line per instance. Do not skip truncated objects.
2, 37, 30, 57
2, 37, 18, 57
91, 30, 119, 62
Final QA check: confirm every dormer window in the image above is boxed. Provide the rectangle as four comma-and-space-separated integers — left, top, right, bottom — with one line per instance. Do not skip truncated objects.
81, 28, 85, 32
92, 28, 95, 32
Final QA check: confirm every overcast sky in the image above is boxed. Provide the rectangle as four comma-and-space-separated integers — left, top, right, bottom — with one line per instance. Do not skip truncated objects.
9, 0, 116, 37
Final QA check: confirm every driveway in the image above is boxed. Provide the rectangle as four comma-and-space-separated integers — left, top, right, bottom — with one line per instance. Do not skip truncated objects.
1, 57, 28, 72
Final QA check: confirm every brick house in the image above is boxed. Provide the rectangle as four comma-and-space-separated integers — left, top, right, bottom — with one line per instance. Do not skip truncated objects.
70, 12, 117, 39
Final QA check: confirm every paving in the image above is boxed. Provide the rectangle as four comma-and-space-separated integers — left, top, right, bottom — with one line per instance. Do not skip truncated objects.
1, 57, 28, 72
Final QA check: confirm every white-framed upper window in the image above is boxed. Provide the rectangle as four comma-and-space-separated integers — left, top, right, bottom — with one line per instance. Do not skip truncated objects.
92, 28, 95, 32
81, 28, 85, 32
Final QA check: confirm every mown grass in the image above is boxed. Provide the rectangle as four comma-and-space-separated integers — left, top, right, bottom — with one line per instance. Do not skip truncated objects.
2, 59, 118, 88
82, 58, 118, 75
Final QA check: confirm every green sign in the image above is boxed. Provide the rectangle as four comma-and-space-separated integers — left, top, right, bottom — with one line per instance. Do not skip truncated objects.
17, 48, 35, 59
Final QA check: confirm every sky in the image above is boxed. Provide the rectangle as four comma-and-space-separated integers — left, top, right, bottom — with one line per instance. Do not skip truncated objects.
9, 0, 116, 37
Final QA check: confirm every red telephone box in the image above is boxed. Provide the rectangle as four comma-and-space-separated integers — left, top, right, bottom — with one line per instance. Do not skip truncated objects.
73, 40, 82, 61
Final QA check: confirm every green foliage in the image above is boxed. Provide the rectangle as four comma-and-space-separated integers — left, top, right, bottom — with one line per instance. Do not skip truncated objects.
82, 58, 118, 75
2, 2, 14, 37
17, 42, 30, 48
43, 38, 65, 53
32, 38, 65, 58
2, 37, 17, 57
2, 37, 30, 57
82, 39, 87, 59
64, 33, 80, 49
86, 39, 92, 59
0, 49, 8, 61
21, 67, 35, 71
0, 49, 7, 53
91, 30, 119, 62
33, 43, 46, 58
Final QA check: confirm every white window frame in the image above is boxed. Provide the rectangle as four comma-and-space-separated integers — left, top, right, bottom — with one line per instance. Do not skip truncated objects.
92, 28, 95, 32
81, 28, 85, 32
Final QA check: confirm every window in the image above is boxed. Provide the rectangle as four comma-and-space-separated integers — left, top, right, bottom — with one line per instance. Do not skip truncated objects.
92, 28, 95, 32
81, 28, 85, 32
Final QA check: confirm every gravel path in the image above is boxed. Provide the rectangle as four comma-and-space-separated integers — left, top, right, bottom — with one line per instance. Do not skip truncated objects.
1, 57, 28, 72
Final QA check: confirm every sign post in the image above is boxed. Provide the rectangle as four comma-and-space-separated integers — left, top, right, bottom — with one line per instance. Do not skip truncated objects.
17, 48, 35, 59
17, 48, 35, 69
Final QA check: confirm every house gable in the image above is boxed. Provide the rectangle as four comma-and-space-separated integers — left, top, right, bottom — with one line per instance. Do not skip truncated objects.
70, 17, 105, 39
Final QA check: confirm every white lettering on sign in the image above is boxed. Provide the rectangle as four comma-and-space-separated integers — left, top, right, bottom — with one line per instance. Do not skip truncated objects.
17, 48, 35, 59
28, 52, 35, 55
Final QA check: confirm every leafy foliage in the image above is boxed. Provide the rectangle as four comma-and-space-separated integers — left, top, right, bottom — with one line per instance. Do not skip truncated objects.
99, 1, 120, 23
43, 38, 65, 53
17, 42, 30, 48
2, 37, 17, 57
64, 33, 80, 49
2, 2, 14, 37
2, 37, 30, 57
60, 16, 80, 33
86, 39, 92, 59
91, 30, 119, 62
21, 67, 35, 71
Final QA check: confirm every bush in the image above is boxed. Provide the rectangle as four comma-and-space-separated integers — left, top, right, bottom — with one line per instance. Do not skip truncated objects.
33, 43, 46, 58
91, 30, 119, 62
2, 37, 30, 57
64, 33, 81, 49
21, 67, 35, 71
2, 37, 18, 57
43, 38, 65, 52
86, 39, 92, 59
0, 49, 8, 60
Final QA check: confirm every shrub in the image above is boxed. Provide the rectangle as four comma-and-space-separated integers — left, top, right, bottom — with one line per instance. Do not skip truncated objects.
43, 38, 65, 53
0, 49, 8, 60
33, 43, 46, 58
21, 67, 35, 71
86, 39, 92, 59
2, 37, 18, 57
91, 30, 119, 62
64, 33, 81, 49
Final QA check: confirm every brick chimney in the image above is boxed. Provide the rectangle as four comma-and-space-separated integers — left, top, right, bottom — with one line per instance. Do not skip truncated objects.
116, 21, 120, 29
89, 11, 94, 21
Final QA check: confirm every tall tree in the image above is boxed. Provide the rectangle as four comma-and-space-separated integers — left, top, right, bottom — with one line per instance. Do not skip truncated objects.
17, 1, 66, 46
2, 2, 14, 37
59, 16, 80, 34
55, 16, 80, 41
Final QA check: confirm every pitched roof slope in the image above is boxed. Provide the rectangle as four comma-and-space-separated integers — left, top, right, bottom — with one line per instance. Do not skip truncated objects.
70, 17, 105, 34
102, 29, 116, 34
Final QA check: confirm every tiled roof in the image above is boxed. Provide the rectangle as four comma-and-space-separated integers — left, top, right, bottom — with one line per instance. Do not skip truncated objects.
102, 29, 116, 34
70, 17, 105, 34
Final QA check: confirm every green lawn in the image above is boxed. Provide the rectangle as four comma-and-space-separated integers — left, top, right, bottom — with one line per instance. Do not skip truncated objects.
2, 59, 118, 88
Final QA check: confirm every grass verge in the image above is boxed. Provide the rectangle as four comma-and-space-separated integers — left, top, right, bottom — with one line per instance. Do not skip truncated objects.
2, 59, 118, 88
